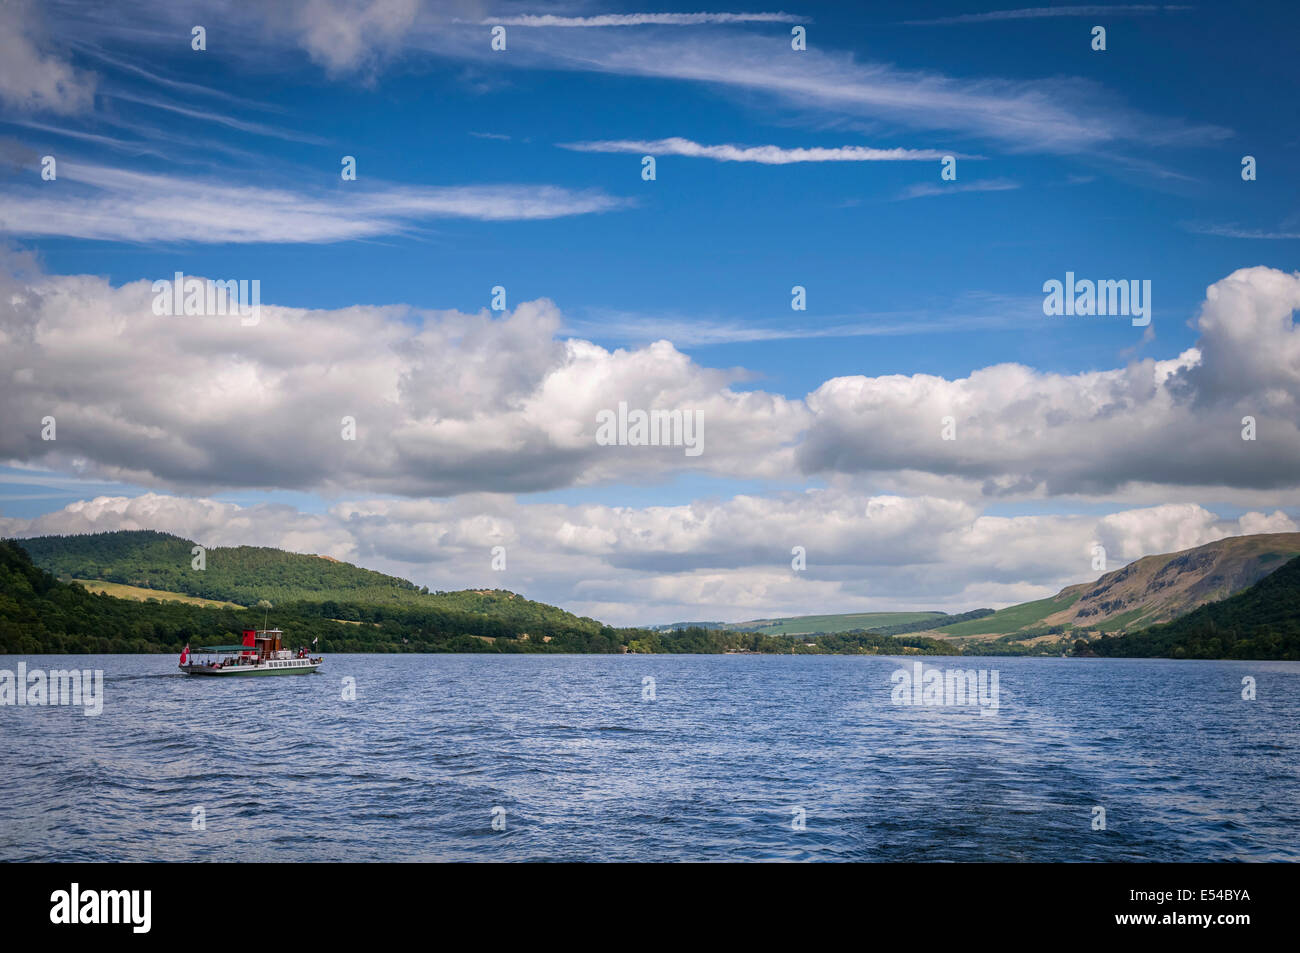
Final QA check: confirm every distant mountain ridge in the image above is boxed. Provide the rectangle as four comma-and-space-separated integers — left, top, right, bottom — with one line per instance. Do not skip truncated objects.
655, 534, 1300, 645
1088, 553, 1300, 659
646, 611, 953, 636
932, 532, 1300, 640
1046, 532, 1300, 632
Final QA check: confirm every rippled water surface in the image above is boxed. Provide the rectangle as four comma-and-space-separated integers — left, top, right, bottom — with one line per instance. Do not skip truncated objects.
2, 654, 1298, 861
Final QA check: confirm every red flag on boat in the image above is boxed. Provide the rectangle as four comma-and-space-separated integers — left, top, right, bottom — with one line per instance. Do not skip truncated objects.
178, 644, 189, 666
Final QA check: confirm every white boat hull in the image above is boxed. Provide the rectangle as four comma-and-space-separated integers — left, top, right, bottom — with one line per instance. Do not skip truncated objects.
181, 659, 321, 676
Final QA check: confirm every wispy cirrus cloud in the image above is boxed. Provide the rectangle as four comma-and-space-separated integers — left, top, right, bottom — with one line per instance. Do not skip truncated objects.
896, 177, 1021, 200
105, 92, 328, 145
566, 293, 1045, 346
0, 119, 166, 158
69, 42, 283, 110
560, 136, 953, 164
533, 33, 1230, 155
474, 13, 803, 27
905, 4, 1193, 26
0, 161, 631, 243
1185, 222, 1300, 240
15, 2, 1227, 160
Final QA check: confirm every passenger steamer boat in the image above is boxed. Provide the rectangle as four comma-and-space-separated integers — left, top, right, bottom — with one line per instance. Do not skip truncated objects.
178, 628, 322, 676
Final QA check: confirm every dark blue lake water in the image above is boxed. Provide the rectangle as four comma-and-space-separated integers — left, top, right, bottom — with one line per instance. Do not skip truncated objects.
2, 654, 1297, 861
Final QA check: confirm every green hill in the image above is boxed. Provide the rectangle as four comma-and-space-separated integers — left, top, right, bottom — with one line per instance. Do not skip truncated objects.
9, 530, 617, 648
0, 538, 621, 654
1087, 554, 1300, 660
931, 594, 1078, 638
18, 530, 426, 606
17, 529, 608, 629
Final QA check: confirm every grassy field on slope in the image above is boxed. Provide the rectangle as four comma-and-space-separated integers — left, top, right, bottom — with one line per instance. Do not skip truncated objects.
72, 579, 244, 609
750, 611, 946, 636
932, 594, 1078, 637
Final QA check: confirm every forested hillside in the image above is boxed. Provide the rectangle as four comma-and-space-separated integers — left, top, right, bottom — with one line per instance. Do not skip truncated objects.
0, 539, 621, 654
1086, 554, 1300, 659
19, 530, 425, 605
17, 530, 612, 634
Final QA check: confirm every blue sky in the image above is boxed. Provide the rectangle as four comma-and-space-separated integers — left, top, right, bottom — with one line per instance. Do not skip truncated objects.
1, 1, 1299, 623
